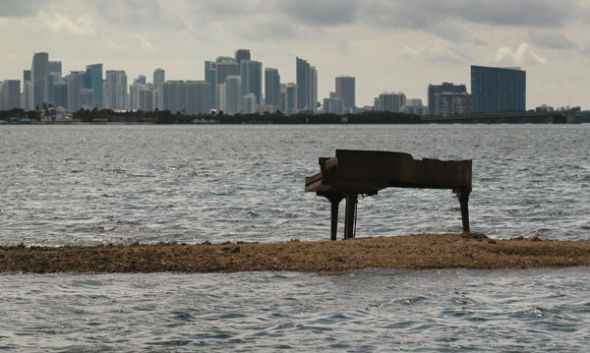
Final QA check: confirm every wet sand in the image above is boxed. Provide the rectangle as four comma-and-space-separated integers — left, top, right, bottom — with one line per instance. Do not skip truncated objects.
2, 234, 590, 273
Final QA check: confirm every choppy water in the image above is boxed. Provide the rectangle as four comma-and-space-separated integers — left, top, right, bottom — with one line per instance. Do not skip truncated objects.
2, 268, 590, 352
1, 125, 589, 245
1, 125, 590, 352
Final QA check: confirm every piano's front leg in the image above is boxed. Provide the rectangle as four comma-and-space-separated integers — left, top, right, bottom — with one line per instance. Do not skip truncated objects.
454, 188, 471, 233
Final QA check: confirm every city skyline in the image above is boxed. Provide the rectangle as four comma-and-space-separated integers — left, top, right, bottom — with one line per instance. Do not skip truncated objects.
0, 0, 589, 109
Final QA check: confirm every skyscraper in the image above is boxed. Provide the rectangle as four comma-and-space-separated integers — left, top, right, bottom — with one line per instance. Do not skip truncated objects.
335, 76, 355, 113
32, 52, 49, 109
264, 68, 281, 111
84, 64, 103, 109
66, 71, 84, 112
428, 82, 467, 115
214, 57, 239, 110
2, 80, 21, 110
281, 83, 297, 115
375, 92, 406, 112
153, 68, 165, 110
162, 81, 210, 115
240, 60, 262, 104
129, 75, 146, 111
235, 49, 251, 64
471, 65, 526, 113
23, 70, 33, 111
296, 57, 317, 113
104, 70, 128, 110
223, 75, 241, 114
204, 61, 216, 110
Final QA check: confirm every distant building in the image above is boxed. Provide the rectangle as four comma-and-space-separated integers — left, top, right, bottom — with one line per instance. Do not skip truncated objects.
66, 71, 85, 112
264, 68, 281, 112
214, 57, 239, 110
471, 65, 526, 113
129, 75, 147, 111
335, 76, 355, 113
22, 70, 33, 111
162, 80, 209, 115
2, 80, 21, 110
281, 83, 297, 115
375, 92, 406, 112
104, 70, 128, 110
235, 49, 251, 64
32, 52, 49, 109
242, 93, 257, 114
240, 60, 262, 104
139, 85, 157, 112
428, 82, 467, 115
296, 57, 317, 113
153, 68, 165, 110
223, 75, 241, 114
84, 64, 103, 109
52, 82, 68, 109
323, 92, 344, 114
535, 104, 554, 112
434, 92, 470, 116
204, 61, 216, 111
402, 98, 425, 116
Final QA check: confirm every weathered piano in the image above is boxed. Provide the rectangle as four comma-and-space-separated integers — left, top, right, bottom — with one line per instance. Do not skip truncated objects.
305, 150, 472, 240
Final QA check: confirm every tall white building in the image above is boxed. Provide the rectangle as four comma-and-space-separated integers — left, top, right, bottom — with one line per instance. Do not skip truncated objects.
224, 75, 241, 115
104, 70, 128, 110
296, 57, 318, 113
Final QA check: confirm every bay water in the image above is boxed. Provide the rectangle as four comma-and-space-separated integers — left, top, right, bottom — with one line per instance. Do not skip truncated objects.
1, 124, 589, 351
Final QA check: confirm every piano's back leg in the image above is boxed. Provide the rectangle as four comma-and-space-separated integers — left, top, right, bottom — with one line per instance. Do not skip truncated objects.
455, 188, 471, 233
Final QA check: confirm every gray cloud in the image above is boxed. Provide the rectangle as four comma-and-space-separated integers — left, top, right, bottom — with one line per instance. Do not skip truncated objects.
0, 0, 42, 17
277, 0, 359, 26
526, 31, 579, 50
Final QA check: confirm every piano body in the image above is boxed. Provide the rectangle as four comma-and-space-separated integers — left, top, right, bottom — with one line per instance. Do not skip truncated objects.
305, 150, 472, 240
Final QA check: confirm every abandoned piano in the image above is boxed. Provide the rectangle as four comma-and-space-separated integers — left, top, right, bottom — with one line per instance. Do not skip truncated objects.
305, 150, 472, 240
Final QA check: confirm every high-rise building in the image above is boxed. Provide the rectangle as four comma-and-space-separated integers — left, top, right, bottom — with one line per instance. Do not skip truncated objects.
235, 49, 251, 64
84, 64, 103, 109
242, 93, 257, 114
153, 68, 165, 109
49, 61, 62, 76
296, 57, 317, 113
433, 92, 470, 116
2, 80, 21, 110
104, 70, 128, 110
162, 80, 210, 115
471, 65, 526, 113
66, 71, 84, 112
375, 92, 406, 112
139, 85, 156, 112
129, 75, 147, 111
32, 52, 49, 109
264, 68, 281, 112
428, 82, 467, 116
335, 76, 355, 113
204, 61, 216, 111
323, 92, 344, 114
52, 82, 68, 109
402, 98, 426, 116
281, 83, 297, 115
22, 70, 33, 111
214, 57, 239, 110
223, 75, 241, 115
240, 60, 262, 104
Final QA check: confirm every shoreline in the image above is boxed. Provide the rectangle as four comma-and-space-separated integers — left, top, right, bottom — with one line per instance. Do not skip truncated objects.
2, 234, 590, 273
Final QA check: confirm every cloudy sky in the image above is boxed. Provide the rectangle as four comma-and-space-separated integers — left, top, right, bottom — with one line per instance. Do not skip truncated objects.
1, 0, 589, 108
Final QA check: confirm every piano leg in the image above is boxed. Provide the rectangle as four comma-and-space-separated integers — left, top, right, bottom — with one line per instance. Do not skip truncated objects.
320, 193, 344, 241
344, 193, 358, 240
456, 188, 470, 233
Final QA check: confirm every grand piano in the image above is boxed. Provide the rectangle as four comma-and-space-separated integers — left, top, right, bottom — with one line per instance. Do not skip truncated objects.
305, 150, 472, 240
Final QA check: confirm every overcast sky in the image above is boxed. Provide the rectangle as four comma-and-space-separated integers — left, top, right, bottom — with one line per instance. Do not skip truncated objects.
1, 0, 589, 108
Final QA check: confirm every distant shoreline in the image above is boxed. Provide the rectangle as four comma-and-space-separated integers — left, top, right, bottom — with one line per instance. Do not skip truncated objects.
2, 234, 590, 273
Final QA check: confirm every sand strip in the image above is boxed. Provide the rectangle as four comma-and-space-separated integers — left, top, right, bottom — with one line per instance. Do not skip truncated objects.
1, 234, 590, 273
